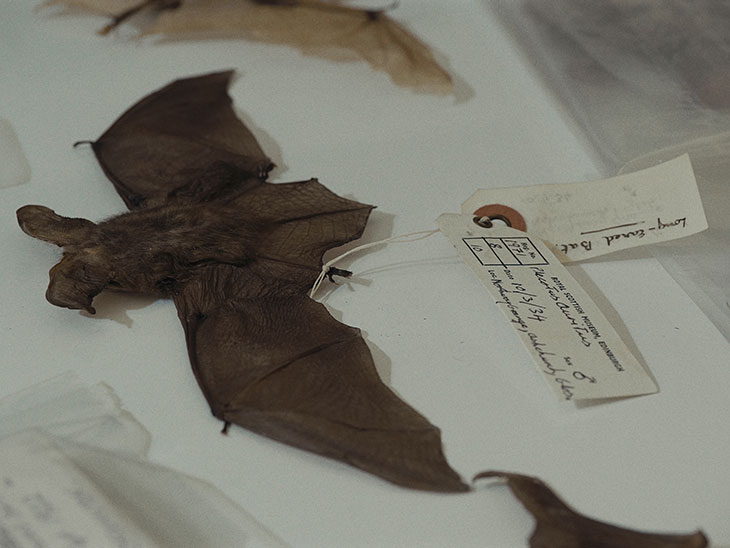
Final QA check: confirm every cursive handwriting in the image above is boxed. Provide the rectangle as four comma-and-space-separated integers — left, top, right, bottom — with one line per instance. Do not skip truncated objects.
527, 332, 574, 399
531, 267, 592, 348
556, 215, 690, 252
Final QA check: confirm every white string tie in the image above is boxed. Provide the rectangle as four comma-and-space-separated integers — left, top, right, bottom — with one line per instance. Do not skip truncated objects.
309, 229, 438, 298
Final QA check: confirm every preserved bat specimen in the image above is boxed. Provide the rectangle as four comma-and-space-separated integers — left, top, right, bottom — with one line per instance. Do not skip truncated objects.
475, 471, 708, 547
16, 71, 712, 541
44, 0, 453, 93
17, 71, 467, 492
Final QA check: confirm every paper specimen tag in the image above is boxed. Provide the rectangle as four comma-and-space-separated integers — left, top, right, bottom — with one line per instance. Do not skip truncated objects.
461, 154, 707, 261
0, 432, 159, 548
437, 214, 658, 401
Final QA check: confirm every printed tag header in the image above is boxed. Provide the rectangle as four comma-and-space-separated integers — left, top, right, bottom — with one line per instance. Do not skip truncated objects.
437, 214, 658, 401
461, 154, 707, 261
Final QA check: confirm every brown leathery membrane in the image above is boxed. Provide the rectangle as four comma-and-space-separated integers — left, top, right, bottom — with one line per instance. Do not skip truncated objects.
475, 471, 708, 547
46, 0, 453, 94
17, 71, 467, 492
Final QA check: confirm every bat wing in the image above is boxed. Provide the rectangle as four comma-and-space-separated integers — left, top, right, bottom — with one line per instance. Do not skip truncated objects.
145, 0, 453, 94
475, 472, 708, 547
171, 179, 466, 492
174, 263, 468, 492
85, 70, 273, 209
238, 177, 374, 283
50, 2, 452, 94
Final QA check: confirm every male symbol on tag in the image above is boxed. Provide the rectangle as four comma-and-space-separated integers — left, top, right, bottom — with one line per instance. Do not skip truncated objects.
437, 212, 658, 401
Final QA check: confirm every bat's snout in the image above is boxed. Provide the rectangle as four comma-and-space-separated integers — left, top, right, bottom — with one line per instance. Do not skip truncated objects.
46, 256, 107, 315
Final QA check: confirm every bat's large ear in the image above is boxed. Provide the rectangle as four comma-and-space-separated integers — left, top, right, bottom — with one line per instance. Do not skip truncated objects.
17, 205, 96, 248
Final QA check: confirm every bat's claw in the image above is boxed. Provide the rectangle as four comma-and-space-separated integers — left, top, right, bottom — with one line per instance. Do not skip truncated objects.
326, 266, 352, 282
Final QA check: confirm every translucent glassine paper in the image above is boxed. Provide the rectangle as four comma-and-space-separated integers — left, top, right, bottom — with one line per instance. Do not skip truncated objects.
0, 371, 149, 456
492, 0, 730, 340
0, 375, 288, 548
0, 433, 159, 548
0, 118, 31, 188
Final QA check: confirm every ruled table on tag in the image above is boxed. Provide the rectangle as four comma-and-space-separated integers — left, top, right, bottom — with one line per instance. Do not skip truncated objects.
463, 237, 549, 267
437, 214, 658, 401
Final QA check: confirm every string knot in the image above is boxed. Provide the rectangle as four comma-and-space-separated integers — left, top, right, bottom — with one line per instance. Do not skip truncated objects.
309, 229, 438, 298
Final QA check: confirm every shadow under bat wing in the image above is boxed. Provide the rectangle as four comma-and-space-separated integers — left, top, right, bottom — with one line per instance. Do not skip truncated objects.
175, 263, 469, 492
86, 70, 273, 209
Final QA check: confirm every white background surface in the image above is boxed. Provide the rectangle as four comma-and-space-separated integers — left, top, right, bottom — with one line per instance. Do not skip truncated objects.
2, 2, 729, 546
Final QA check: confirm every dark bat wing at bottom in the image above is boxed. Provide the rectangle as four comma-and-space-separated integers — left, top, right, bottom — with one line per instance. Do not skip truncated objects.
174, 263, 468, 492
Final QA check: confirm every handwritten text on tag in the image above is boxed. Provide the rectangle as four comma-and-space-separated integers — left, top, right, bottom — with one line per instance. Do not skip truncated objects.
437, 214, 658, 401
461, 155, 706, 261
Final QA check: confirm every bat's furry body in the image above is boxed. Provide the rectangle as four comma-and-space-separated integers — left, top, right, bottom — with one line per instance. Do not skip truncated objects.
18, 196, 263, 313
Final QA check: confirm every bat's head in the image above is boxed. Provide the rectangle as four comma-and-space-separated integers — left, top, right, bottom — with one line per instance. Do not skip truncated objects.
18, 205, 107, 313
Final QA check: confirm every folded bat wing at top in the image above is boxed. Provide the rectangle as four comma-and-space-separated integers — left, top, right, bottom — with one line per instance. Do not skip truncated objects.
83, 70, 274, 209
17, 71, 468, 492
